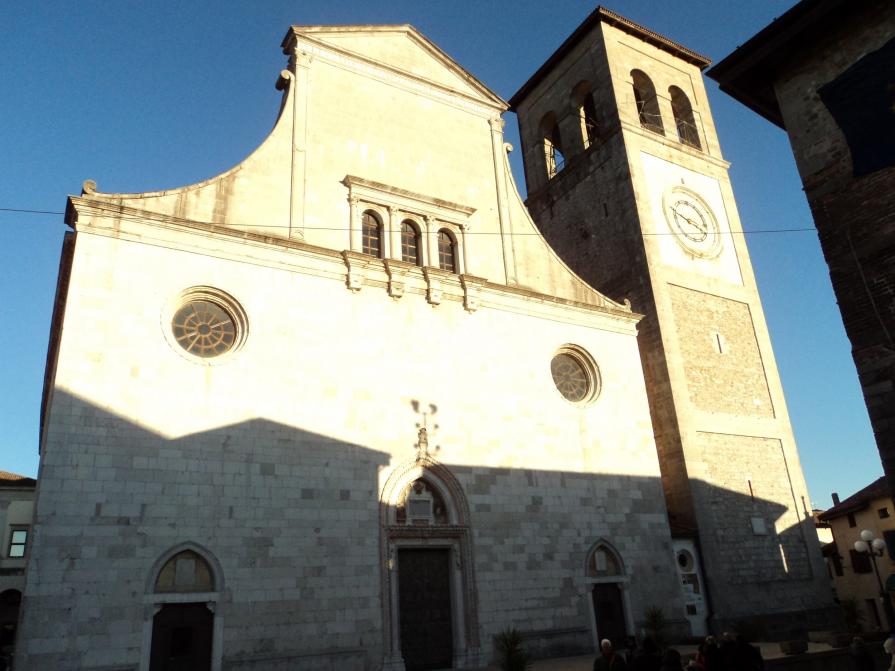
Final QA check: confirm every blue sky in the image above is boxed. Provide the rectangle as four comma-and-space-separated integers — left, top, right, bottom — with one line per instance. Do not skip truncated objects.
1, 1, 880, 508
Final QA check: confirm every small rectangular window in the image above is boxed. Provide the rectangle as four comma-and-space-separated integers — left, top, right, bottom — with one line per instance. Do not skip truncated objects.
850, 549, 873, 574
751, 516, 767, 535
847, 512, 857, 527
8, 527, 28, 558
879, 507, 890, 519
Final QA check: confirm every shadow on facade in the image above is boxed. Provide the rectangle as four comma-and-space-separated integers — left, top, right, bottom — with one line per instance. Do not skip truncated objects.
15, 391, 833, 671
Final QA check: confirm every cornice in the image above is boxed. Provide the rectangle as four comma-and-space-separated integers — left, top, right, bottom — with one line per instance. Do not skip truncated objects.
67, 196, 641, 334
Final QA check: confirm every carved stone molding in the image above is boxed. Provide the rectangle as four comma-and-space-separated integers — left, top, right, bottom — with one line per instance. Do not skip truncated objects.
342, 250, 375, 292
384, 259, 413, 299
459, 274, 486, 313
423, 267, 450, 305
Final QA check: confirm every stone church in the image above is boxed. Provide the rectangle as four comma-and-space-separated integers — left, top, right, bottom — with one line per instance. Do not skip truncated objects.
17, 7, 833, 671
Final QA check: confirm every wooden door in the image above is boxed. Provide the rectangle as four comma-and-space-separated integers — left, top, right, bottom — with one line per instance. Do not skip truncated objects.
592, 583, 626, 647
398, 548, 453, 671
149, 603, 213, 671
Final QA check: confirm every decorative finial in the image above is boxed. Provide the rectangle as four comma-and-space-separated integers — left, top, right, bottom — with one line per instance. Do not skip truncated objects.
81, 179, 97, 195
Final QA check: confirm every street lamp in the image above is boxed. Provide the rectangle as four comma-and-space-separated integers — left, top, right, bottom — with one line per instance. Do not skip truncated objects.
854, 529, 895, 632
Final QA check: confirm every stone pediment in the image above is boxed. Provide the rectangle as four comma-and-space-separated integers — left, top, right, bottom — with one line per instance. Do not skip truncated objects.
283, 25, 507, 111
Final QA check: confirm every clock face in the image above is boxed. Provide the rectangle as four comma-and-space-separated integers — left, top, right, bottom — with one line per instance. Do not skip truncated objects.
664, 187, 721, 258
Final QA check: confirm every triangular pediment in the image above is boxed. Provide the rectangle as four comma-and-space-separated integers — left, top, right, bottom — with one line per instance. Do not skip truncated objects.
286, 25, 507, 110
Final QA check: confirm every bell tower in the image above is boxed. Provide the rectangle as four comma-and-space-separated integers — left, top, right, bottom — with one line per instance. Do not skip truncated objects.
510, 7, 832, 633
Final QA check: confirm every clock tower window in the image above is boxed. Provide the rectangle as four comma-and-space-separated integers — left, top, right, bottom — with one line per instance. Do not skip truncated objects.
631, 70, 664, 135
669, 86, 701, 150
539, 111, 566, 178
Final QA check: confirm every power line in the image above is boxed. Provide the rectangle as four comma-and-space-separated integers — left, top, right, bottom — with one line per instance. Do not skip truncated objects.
0, 205, 817, 236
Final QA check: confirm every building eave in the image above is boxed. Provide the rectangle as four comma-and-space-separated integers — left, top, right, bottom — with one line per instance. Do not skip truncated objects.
509, 6, 711, 110
706, 0, 857, 130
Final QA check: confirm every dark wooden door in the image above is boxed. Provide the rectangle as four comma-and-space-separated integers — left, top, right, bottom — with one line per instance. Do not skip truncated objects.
150, 603, 213, 671
398, 548, 453, 671
592, 583, 626, 647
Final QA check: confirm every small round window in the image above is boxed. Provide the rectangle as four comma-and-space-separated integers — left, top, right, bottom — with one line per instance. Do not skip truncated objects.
172, 300, 236, 358
167, 287, 247, 361
550, 346, 600, 405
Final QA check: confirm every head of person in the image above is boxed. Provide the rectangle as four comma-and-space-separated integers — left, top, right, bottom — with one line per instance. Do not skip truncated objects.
705, 635, 717, 647
601, 639, 613, 656
722, 631, 734, 643
884, 637, 895, 655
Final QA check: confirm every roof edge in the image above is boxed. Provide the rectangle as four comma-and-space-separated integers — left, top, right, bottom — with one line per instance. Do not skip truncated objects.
510, 5, 711, 109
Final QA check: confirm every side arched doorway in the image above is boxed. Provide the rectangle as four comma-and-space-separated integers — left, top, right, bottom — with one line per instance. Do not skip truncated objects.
141, 544, 224, 671
584, 541, 632, 649
380, 457, 482, 671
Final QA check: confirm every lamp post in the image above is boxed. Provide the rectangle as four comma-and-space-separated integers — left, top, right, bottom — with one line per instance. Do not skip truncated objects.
854, 529, 895, 632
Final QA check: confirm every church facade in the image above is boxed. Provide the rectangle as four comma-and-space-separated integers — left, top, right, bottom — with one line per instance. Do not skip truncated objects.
18, 8, 831, 671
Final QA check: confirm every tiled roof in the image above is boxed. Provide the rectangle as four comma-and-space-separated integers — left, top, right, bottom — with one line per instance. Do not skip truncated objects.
819, 476, 889, 521
0, 470, 37, 488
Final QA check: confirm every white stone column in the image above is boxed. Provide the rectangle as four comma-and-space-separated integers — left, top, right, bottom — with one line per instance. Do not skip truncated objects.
388, 206, 400, 260
349, 196, 361, 252
425, 216, 437, 268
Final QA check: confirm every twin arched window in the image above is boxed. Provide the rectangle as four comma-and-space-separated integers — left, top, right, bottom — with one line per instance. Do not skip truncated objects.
631, 71, 702, 150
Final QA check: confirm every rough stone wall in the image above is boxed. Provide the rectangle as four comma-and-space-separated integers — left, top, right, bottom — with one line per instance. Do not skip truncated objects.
668, 286, 774, 418
772, 1, 895, 499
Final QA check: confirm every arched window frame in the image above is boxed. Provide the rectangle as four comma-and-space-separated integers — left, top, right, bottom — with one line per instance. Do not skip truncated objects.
571, 81, 599, 150
361, 209, 385, 258
631, 70, 664, 135
539, 112, 566, 178
141, 542, 225, 671
437, 228, 458, 273
400, 218, 423, 266
584, 540, 626, 580
669, 86, 701, 150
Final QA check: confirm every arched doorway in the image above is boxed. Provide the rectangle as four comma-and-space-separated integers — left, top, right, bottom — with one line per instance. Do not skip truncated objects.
141, 544, 223, 671
380, 457, 481, 671
584, 541, 631, 649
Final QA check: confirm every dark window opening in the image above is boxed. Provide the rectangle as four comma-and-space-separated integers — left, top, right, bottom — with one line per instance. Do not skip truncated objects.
401, 221, 421, 266
879, 507, 890, 519
362, 210, 383, 258
669, 85, 701, 149
437, 230, 457, 273
850, 548, 873, 574
847, 512, 857, 527
539, 112, 565, 178
632, 70, 663, 134
572, 81, 599, 149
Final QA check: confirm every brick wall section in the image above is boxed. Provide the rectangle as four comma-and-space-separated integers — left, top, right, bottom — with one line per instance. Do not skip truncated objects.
668, 286, 774, 418
771, 1, 895, 498
695, 433, 811, 585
